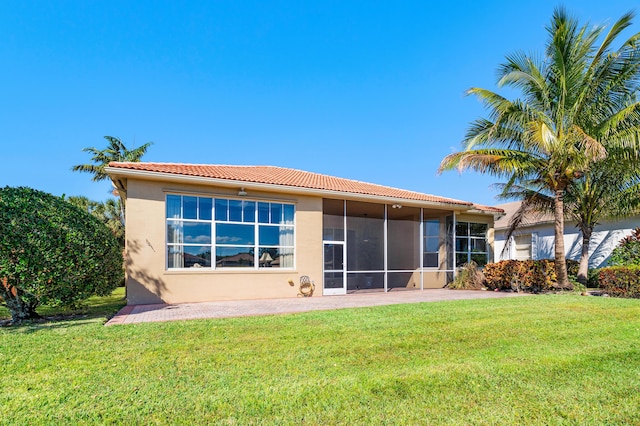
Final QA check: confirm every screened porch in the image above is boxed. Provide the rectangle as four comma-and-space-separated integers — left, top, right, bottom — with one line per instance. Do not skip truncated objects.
322, 198, 489, 294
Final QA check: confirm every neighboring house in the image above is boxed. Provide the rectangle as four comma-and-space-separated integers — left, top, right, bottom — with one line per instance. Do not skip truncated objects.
494, 201, 638, 268
105, 162, 503, 305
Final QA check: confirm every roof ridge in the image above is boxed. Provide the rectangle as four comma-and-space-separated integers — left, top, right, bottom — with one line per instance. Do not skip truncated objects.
110, 161, 267, 168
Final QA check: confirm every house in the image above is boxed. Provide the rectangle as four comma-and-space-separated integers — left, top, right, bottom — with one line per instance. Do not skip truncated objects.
105, 162, 504, 305
494, 201, 638, 267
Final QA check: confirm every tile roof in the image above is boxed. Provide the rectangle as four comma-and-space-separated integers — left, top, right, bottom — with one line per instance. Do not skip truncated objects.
472, 204, 505, 214
494, 201, 554, 229
108, 162, 480, 207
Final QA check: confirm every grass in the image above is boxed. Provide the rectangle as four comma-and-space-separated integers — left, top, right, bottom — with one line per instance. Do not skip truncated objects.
1, 295, 639, 424
0, 287, 126, 322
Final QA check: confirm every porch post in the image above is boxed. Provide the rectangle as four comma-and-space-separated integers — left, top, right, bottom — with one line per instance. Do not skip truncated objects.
343, 200, 347, 292
419, 208, 424, 291
452, 211, 457, 281
383, 203, 388, 292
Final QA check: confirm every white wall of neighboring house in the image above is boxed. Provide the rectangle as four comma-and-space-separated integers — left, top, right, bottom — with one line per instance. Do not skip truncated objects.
495, 206, 639, 268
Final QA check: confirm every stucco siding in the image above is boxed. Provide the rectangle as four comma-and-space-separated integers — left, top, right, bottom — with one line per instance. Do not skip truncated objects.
495, 217, 638, 268
124, 179, 323, 304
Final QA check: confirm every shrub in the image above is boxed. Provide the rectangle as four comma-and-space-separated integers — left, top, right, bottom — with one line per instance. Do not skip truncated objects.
609, 228, 640, 267
483, 259, 579, 293
448, 262, 485, 290
568, 276, 587, 293
587, 268, 601, 288
0, 186, 124, 323
598, 266, 640, 298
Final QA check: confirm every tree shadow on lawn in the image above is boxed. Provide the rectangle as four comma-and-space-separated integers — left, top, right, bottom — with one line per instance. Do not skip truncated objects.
0, 316, 106, 333
0, 288, 126, 328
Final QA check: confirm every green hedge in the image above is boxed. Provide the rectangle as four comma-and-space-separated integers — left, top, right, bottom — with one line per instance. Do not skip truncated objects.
483, 259, 579, 293
598, 266, 640, 298
0, 186, 124, 323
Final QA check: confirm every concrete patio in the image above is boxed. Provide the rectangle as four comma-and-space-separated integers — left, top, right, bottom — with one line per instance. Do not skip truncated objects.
106, 289, 529, 325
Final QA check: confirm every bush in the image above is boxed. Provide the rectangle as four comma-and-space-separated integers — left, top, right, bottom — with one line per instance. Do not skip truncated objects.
609, 228, 640, 267
483, 259, 579, 293
587, 268, 601, 288
0, 187, 124, 323
598, 266, 640, 298
448, 262, 485, 290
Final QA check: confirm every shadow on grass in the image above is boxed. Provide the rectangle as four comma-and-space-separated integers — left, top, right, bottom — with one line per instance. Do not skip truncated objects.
1, 288, 126, 328
1, 317, 106, 333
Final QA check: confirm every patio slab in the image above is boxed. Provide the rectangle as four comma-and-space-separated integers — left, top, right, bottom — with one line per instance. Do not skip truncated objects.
106, 289, 530, 326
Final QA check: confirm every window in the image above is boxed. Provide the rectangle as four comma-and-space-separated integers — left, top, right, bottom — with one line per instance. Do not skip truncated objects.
166, 194, 294, 269
423, 219, 440, 268
514, 234, 532, 260
455, 222, 488, 267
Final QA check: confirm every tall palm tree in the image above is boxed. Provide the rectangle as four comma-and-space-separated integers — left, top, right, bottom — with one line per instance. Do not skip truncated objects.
72, 136, 153, 182
439, 8, 640, 288
72, 135, 153, 220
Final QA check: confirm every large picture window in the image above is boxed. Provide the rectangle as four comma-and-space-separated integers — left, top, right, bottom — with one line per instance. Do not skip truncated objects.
455, 222, 488, 267
166, 194, 294, 269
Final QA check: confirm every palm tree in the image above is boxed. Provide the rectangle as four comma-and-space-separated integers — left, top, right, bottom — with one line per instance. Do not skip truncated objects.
72, 136, 153, 182
439, 8, 640, 288
72, 135, 152, 220
66, 195, 101, 214
94, 198, 125, 249
565, 154, 640, 282
66, 196, 125, 249
498, 151, 640, 284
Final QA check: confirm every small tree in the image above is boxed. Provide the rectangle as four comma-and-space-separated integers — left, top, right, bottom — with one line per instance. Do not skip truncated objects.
0, 187, 124, 324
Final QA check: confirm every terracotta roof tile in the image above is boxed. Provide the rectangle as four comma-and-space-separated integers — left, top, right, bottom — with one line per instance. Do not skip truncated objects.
108, 162, 476, 207
472, 204, 505, 214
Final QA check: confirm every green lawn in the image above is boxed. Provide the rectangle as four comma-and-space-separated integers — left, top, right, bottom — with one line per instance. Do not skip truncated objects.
1, 295, 639, 424
0, 287, 126, 322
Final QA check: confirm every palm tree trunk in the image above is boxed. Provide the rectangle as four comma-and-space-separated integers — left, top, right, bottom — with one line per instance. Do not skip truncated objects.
577, 227, 592, 285
554, 188, 570, 288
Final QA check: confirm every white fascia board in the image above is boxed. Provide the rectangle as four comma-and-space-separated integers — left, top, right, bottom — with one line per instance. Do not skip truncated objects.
104, 167, 486, 213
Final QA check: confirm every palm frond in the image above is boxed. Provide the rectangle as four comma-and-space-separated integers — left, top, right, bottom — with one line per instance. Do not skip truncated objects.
72, 136, 153, 182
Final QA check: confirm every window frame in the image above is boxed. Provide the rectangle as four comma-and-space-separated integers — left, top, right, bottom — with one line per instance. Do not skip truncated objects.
423, 219, 440, 269
455, 221, 489, 267
165, 193, 295, 270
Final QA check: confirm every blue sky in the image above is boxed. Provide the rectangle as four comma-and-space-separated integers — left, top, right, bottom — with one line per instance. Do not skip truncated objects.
1, 1, 638, 206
